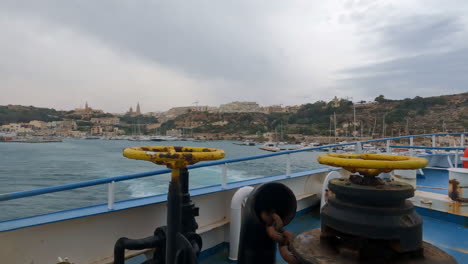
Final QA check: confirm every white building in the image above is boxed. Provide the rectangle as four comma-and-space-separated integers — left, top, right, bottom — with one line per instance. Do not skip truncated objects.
219, 101, 261, 113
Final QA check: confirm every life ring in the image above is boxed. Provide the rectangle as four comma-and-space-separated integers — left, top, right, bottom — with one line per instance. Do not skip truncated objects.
123, 146, 225, 168
317, 153, 428, 176
462, 147, 468, 168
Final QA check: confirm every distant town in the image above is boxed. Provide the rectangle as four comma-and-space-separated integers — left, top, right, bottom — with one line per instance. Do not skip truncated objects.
0, 92, 467, 143
0, 101, 304, 141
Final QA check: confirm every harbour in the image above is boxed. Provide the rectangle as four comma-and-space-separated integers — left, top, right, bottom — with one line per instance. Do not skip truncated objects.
0, 133, 467, 264
1, 2, 468, 263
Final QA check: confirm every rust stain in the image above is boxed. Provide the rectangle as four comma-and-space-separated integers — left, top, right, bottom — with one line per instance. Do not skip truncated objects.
183, 153, 194, 162
449, 179, 468, 202
174, 146, 184, 152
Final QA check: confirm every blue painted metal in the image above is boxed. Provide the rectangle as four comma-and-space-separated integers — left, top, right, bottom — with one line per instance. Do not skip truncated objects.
0, 167, 337, 232
0, 168, 171, 201
391, 145, 466, 150
1, 132, 466, 203
199, 206, 468, 264
361, 132, 468, 143
417, 168, 449, 195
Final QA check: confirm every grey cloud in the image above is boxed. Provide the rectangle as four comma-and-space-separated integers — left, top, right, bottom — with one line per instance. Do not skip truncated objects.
336, 7, 468, 99
374, 14, 464, 53
0, 1, 282, 83
338, 48, 468, 98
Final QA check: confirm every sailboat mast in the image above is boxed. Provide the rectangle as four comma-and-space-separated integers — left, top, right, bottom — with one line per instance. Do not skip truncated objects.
353, 103, 356, 137
333, 112, 337, 143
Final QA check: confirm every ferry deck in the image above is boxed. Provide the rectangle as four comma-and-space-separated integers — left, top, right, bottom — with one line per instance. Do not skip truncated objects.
0, 133, 467, 264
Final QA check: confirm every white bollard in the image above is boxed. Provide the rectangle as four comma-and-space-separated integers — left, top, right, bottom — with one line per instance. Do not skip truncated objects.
229, 186, 254, 261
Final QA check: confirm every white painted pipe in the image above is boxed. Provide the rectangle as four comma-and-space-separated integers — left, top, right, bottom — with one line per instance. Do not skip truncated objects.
229, 186, 254, 261
320, 171, 342, 210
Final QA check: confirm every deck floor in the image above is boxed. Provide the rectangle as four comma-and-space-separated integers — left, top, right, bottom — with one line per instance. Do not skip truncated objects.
200, 209, 468, 264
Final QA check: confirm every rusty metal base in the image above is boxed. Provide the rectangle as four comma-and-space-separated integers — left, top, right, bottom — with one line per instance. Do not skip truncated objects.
291, 229, 457, 264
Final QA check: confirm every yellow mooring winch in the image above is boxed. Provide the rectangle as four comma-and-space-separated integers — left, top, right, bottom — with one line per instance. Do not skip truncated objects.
114, 146, 225, 264
284, 153, 458, 264
318, 153, 428, 176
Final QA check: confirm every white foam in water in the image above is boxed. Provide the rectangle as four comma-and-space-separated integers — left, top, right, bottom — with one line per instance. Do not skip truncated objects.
127, 180, 169, 198
126, 166, 261, 198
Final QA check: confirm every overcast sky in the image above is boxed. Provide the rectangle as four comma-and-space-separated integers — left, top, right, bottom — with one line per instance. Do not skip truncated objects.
0, 0, 467, 113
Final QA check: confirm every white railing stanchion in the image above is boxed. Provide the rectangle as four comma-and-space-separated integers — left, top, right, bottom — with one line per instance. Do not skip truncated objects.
355, 142, 362, 154
107, 181, 115, 210
461, 134, 465, 147
386, 140, 391, 153
221, 163, 228, 189
409, 137, 414, 156
432, 135, 436, 148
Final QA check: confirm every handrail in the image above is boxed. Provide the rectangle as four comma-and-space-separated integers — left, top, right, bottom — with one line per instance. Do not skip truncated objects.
390, 145, 466, 150
361, 132, 468, 143
1, 132, 467, 202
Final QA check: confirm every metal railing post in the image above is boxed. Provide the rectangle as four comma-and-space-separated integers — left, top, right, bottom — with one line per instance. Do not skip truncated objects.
432, 135, 436, 148
221, 163, 228, 189
461, 134, 465, 147
108, 181, 115, 210
409, 137, 414, 156
286, 154, 291, 177
386, 140, 390, 153
355, 142, 363, 154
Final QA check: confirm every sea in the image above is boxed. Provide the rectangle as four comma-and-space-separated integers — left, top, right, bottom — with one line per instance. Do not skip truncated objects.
0, 139, 323, 221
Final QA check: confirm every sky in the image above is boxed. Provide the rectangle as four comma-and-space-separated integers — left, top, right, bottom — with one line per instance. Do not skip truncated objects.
0, 0, 467, 113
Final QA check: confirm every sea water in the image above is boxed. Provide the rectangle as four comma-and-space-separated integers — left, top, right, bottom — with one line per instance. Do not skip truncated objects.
0, 139, 323, 221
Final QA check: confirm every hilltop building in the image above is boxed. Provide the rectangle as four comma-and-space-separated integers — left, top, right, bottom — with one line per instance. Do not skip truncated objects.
163, 105, 216, 120
219, 101, 261, 113
73, 102, 104, 118
136, 102, 141, 115
126, 102, 142, 116
263, 105, 284, 114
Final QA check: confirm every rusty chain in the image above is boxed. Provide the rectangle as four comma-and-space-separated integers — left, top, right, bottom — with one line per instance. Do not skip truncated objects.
261, 211, 298, 264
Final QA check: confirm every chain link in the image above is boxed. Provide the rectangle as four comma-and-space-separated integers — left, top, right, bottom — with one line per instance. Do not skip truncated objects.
261, 211, 298, 264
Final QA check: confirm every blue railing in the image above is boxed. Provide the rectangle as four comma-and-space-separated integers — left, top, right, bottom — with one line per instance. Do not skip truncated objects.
390, 145, 466, 151
1, 132, 466, 204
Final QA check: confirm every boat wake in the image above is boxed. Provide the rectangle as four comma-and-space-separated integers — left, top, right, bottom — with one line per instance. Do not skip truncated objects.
126, 166, 261, 198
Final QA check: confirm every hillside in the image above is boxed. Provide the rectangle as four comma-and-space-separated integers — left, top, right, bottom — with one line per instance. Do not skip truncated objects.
161, 92, 468, 136
2, 92, 467, 136
0, 105, 64, 125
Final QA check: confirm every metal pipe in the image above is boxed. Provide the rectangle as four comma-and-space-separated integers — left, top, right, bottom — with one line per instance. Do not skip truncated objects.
221, 163, 228, 189
108, 181, 115, 210
389, 145, 465, 150
114, 234, 165, 264
410, 137, 414, 156
286, 154, 291, 176
355, 141, 362, 154
166, 168, 182, 264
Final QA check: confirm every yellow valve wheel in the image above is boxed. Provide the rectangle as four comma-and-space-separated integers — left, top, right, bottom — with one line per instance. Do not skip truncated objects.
317, 153, 428, 176
123, 146, 225, 169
